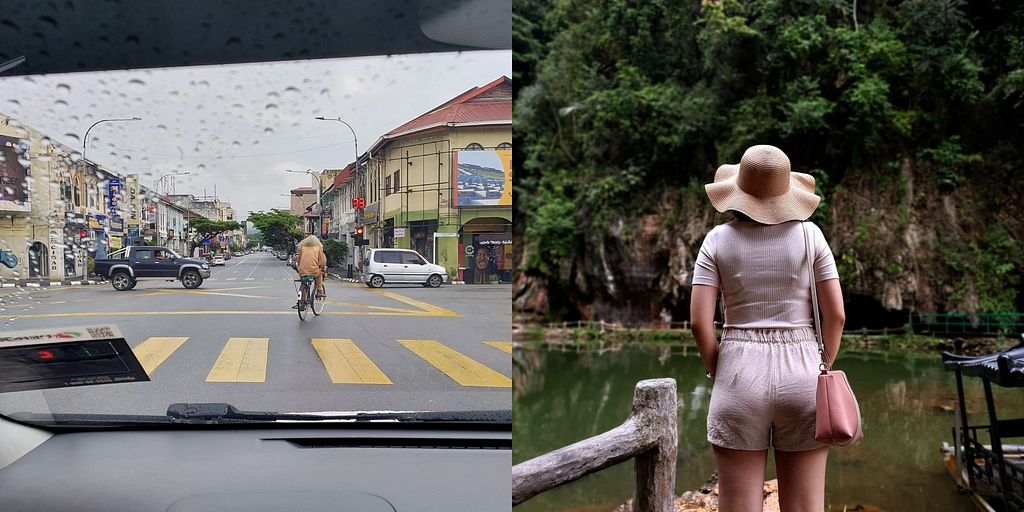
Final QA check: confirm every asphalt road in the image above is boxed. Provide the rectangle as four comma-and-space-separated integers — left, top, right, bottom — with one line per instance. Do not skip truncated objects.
0, 252, 512, 418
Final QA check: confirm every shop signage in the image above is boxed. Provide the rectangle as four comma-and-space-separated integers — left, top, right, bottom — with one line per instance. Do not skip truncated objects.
127, 227, 140, 237
125, 174, 140, 226
0, 135, 31, 213
452, 149, 512, 207
393, 228, 406, 238
88, 215, 105, 231
108, 217, 124, 233
465, 245, 475, 256
435, 232, 458, 237
168, 229, 174, 238
107, 178, 122, 218
110, 237, 122, 250
476, 234, 513, 245
48, 228, 62, 278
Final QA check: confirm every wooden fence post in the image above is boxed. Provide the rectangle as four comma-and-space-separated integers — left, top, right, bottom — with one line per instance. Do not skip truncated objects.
511, 378, 678, 511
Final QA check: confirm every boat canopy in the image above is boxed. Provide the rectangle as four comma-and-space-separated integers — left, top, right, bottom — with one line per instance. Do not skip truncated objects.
942, 337, 1024, 387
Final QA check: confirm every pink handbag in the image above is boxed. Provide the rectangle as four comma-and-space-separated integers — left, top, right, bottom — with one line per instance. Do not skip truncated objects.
803, 223, 863, 447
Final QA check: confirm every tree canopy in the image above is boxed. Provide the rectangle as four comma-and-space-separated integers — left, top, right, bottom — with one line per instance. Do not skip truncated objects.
185, 217, 242, 256
516, 0, 1024, 314
248, 209, 302, 251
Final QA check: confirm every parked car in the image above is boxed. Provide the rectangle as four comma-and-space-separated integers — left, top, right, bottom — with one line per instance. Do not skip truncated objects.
360, 248, 447, 288
93, 246, 211, 290
224, 253, 232, 260
277, 252, 288, 261
212, 255, 225, 266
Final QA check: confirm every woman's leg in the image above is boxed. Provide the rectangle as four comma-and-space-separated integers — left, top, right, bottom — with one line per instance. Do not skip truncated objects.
713, 445, 769, 512
774, 447, 828, 512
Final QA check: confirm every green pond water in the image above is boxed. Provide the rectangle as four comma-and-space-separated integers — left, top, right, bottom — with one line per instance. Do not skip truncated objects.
513, 344, 1024, 512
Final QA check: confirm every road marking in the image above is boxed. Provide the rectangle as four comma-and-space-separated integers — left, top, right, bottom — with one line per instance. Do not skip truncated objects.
208, 278, 218, 281
246, 254, 262, 279
225, 277, 237, 281
206, 337, 269, 382
397, 340, 511, 388
245, 278, 255, 281
50, 300, 66, 304
161, 288, 424, 313
312, 339, 393, 384
357, 287, 461, 317
483, 342, 514, 354
133, 336, 189, 374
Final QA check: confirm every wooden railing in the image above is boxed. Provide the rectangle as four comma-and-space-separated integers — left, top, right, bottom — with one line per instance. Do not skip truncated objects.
512, 378, 678, 511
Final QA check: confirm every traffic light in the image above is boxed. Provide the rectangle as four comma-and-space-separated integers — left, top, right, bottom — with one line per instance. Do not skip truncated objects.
79, 230, 88, 238
355, 227, 363, 236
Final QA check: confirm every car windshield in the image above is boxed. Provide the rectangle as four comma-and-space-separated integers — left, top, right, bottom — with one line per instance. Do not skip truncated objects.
0, 34, 511, 424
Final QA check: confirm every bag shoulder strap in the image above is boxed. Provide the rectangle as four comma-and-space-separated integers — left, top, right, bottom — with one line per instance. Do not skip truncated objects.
802, 222, 830, 370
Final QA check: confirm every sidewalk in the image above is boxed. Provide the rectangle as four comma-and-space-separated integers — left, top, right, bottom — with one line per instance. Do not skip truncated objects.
0, 276, 105, 288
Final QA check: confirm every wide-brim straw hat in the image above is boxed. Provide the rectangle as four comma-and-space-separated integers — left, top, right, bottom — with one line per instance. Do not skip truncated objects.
704, 145, 820, 225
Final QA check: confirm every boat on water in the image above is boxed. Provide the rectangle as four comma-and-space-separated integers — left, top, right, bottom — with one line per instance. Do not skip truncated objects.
941, 334, 1024, 512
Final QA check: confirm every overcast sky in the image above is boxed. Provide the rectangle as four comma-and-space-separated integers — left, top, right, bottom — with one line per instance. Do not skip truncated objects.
0, 50, 511, 219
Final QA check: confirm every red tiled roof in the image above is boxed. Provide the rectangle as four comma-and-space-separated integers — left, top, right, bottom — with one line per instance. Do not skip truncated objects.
331, 163, 356, 188
381, 76, 511, 140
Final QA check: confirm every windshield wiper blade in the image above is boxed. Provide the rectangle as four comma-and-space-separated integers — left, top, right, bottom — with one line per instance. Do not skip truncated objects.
167, 403, 512, 424
7, 404, 512, 427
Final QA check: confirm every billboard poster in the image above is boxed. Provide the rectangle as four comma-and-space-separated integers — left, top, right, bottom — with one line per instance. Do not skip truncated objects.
453, 149, 512, 207
108, 217, 124, 233
125, 174, 140, 226
0, 135, 31, 212
107, 177, 122, 218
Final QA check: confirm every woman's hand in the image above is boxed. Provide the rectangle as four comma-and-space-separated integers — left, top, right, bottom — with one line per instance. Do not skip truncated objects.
690, 284, 720, 377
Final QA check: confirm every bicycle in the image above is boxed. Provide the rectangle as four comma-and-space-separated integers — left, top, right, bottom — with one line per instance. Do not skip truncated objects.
293, 272, 326, 320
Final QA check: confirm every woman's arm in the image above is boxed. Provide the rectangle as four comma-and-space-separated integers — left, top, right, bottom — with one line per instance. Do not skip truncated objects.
815, 279, 845, 364
690, 284, 720, 376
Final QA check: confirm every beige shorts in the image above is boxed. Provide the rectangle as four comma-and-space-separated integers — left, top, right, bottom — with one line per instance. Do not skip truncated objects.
707, 328, 824, 452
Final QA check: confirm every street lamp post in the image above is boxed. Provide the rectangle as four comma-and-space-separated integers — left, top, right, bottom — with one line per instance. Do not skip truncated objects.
315, 116, 361, 272
157, 171, 190, 195
83, 117, 142, 159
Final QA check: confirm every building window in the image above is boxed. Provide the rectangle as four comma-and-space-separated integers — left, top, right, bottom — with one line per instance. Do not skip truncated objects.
73, 177, 82, 207
394, 170, 400, 194
385, 176, 391, 196
464, 143, 484, 151
497, 142, 511, 150
88, 185, 97, 208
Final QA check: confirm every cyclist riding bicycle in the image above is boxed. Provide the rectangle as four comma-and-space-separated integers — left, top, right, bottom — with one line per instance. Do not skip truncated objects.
295, 235, 327, 304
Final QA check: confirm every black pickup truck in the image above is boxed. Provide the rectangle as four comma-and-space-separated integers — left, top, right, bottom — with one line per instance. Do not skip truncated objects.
93, 246, 211, 291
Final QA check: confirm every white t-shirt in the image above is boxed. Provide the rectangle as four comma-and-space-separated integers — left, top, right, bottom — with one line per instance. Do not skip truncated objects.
692, 220, 839, 329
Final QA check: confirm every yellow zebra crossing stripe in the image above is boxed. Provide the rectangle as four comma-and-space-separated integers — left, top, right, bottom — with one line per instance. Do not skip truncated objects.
132, 336, 189, 374
483, 342, 514, 354
208, 278, 218, 281
398, 340, 511, 388
206, 337, 269, 382
226, 277, 237, 281
311, 339, 392, 384
245, 278, 255, 281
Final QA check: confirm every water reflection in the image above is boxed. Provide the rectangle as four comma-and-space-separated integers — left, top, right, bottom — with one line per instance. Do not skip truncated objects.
513, 345, 1023, 512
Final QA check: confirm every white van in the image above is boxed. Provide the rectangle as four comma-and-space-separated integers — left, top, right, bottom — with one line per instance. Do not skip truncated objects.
361, 248, 448, 288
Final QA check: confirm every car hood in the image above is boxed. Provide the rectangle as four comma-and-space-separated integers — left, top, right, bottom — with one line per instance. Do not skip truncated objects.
180, 258, 208, 265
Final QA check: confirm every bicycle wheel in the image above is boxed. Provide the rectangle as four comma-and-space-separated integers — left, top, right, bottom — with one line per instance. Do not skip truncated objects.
297, 282, 309, 321
312, 291, 326, 316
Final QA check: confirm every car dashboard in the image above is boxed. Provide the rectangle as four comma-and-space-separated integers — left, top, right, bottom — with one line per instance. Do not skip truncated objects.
0, 420, 511, 511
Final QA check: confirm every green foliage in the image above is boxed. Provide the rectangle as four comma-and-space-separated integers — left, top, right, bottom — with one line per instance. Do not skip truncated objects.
185, 217, 242, 257
322, 239, 348, 267
248, 209, 302, 251
917, 136, 982, 191
246, 240, 259, 249
937, 224, 1022, 313
516, 0, 1024, 315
